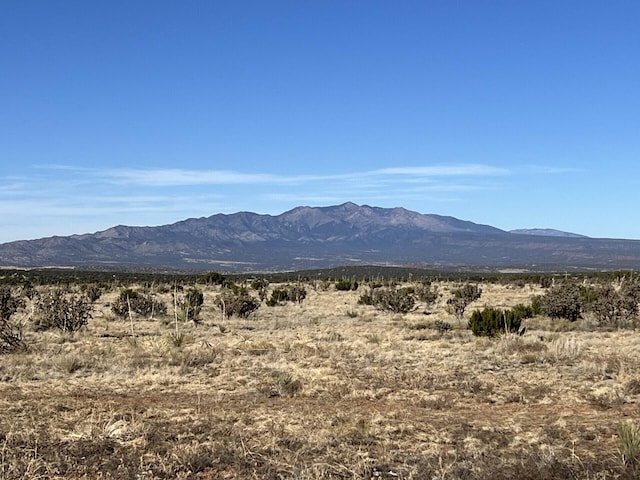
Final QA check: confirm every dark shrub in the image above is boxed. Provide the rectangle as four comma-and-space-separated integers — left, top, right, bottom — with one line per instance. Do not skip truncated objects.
540, 276, 553, 288
215, 292, 260, 319
201, 271, 225, 285
266, 285, 307, 306
112, 289, 167, 318
178, 287, 204, 323
434, 319, 452, 333
540, 285, 581, 321
468, 307, 525, 337
0, 287, 26, 353
358, 287, 416, 314
511, 303, 534, 320
0, 320, 25, 354
0, 287, 24, 322
266, 287, 290, 306
376, 287, 416, 314
335, 279, 359, 291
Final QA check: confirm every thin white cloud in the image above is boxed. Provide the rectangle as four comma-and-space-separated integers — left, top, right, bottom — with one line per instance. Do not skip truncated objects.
76, 163, 512, 188
102, 168, 289, 186
265, 193, 346, 204
0, 182, 31, 194
373, 164, 510, 176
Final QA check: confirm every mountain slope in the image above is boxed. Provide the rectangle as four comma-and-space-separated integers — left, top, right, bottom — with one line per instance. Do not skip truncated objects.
510, 228, 588, 238
1, 203, 639, 271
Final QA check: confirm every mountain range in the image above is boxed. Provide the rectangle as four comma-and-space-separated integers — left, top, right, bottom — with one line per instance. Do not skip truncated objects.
1, 202, 639, 272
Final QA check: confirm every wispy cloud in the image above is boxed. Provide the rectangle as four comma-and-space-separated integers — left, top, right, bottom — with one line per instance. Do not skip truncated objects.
102, 168, 290, 186
57, 163, 512, 188
372, 165, 509, 176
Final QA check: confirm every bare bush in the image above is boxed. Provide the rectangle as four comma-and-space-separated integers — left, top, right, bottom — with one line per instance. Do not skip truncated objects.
585, 284, 640, 329
415, 282, 439, 307
447, 283, 482, 319
34, 290, 92, 333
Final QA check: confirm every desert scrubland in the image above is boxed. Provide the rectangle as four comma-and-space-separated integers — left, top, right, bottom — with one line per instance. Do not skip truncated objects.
0, 272, 639, 479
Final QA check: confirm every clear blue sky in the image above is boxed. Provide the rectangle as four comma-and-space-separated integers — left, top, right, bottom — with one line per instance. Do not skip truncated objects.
1, 1, 639, 243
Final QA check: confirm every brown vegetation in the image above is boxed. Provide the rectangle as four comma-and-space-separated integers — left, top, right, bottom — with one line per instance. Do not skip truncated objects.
0, 275, 639, 479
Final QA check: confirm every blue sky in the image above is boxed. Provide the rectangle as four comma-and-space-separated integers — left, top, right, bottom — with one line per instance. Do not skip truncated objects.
1, 1, 639, 243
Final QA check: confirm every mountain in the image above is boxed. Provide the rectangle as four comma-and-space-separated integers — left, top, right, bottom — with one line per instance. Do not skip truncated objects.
1, 202, 640, 272
510, 228, 588, 238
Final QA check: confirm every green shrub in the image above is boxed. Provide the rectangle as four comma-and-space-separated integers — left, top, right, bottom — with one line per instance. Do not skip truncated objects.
0, 287, 24, 322
511, 303, 534, 320
357, 287, 416, 314
618, 421, 640, 467
377, 287, 416, 314
111, 289, 167, 318
540, 276, 553, 288
530, 295, 543, 316
266, 287, 290, 306
177, 287, 204, 323
215, 292, 260, 318
201, 271, 225, 285
468, 307, 526, 337
357, 289, 376, 306
266, 285, 307, 306
0, 287, 26, 353
539, 285, 581, 321
335, 279, 359, 291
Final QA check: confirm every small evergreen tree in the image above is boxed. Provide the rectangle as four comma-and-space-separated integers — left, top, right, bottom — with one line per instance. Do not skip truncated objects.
540, 285, 581, 321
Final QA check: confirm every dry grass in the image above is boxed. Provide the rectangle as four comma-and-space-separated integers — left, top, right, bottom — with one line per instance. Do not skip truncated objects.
0, 281, 639, 479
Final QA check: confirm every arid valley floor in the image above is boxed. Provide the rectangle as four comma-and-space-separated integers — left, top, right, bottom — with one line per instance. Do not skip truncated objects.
1, 276, 639, 479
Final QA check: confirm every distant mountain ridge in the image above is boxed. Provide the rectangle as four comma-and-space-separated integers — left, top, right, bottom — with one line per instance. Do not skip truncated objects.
1, 202, 640, 272
509, 228, 588, 238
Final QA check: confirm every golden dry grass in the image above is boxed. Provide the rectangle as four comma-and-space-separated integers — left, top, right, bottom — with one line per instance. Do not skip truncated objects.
1, 280, 639, 479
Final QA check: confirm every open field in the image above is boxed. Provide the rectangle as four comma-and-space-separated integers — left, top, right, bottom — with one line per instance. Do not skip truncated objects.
1, 277, 640, 479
